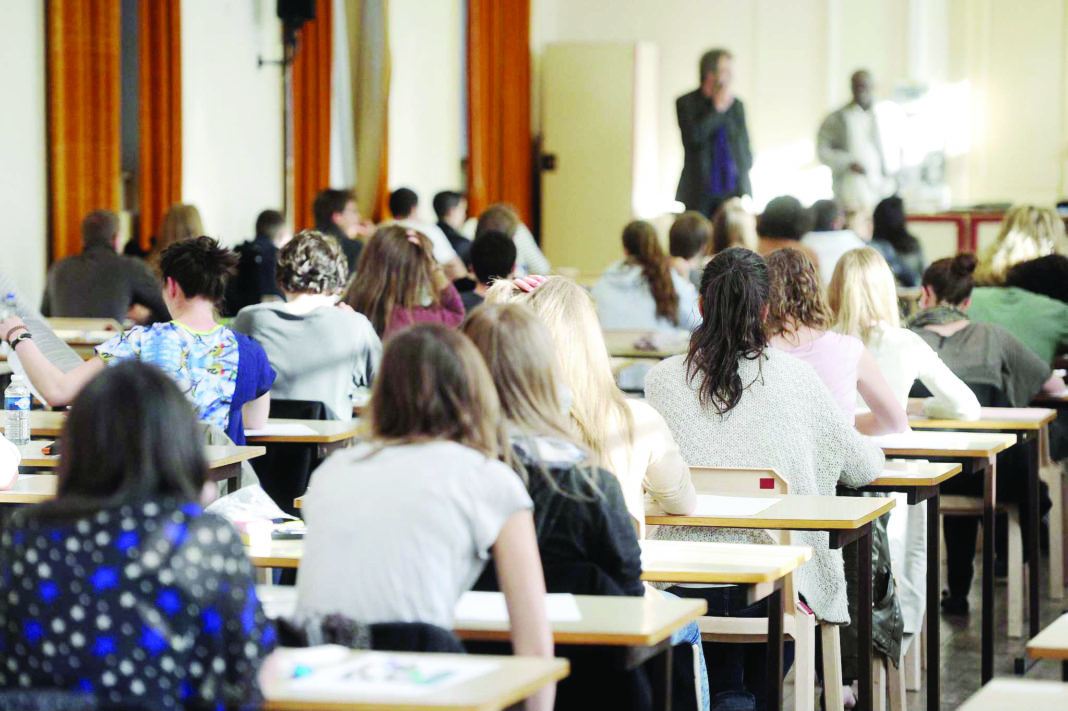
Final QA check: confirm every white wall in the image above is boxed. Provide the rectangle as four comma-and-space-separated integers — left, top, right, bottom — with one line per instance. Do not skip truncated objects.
532, 0, 1068, 212
181, 0, 284, 245
0, 0, 48, 302
387, 0, 464, 218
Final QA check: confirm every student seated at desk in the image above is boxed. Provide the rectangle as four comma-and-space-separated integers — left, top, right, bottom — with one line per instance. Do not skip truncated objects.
233, 230, 380, 420
668, 211, 713, 286
464, 303, 644, 593
644, 248, 885, 711
765, 248, 908, 436
344, 225, 465, 339
465, 303, 666, 710
756, 195, 819, 268
458, 230, 517, 314
1, 237, 274, 445
484, 276, 697, 539
910, 253, 1064, 613
0, 361, 274, 709
828, 247, 980, 639
296, 324, 554, 711
593, 220, 700, 333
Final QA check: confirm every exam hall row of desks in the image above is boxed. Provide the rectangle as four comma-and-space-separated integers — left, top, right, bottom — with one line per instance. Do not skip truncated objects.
2, 406, 1059, 710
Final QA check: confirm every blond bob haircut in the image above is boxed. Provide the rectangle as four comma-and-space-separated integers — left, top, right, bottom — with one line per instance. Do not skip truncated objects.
828, 247, 900, 343
368, 323, 509, 464
153, 204, 204, 260
975, 204, 1068, 285
482, 277, 633, 469
464, 303, 602, 495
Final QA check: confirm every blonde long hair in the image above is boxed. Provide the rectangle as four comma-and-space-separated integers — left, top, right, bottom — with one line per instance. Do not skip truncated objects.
483, 277, 633, 468
828, 247, 900, 343
975, 204, 1067, 285
464, 303, 602, 495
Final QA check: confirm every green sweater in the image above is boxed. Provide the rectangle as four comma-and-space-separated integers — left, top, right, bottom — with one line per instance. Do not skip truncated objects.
968, 286, 1068, 363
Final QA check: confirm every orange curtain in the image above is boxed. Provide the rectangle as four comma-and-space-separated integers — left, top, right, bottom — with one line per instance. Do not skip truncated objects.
293, 0, 333, 231
138, 0, 182, 252
466, 0, 532, 224
46, 0, 122, 261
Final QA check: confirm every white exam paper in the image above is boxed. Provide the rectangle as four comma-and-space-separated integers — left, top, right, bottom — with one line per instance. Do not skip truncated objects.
692, 494, 779, 517
454, 591, 582, 622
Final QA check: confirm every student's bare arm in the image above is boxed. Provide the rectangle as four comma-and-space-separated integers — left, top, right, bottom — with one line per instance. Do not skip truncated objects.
493, 510, 555, 711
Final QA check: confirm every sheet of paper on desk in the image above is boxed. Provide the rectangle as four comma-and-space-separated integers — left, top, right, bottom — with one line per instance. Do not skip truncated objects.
455, 591, 582, 622
866, 432, 925, 448
693, 495, 780, 517
245, 423, 319, 437
286, 651, 500, 696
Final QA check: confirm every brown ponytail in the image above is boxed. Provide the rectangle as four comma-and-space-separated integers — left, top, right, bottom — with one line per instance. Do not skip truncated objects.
921, 253, 977, 305
621, 220, 679, 325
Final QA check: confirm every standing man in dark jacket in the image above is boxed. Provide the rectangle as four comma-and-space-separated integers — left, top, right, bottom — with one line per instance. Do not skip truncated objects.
675, 48, 753, 219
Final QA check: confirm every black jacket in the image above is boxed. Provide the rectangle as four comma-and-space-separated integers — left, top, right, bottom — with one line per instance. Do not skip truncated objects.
223, 234, 282, 317
475, 437, 644, 597
675, 89, 753, 210
320, 224, 363, 275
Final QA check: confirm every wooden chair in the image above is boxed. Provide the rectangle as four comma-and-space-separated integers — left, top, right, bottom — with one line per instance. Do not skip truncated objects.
684, 466, 838, 711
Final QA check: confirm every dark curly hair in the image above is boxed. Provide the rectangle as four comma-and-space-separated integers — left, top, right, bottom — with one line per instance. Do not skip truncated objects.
276, 230, 349, 295
764, 247, 832, 334
686, 248, 770, 414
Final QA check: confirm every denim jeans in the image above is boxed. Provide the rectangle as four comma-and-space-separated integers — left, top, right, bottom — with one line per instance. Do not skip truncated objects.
666, 585, 794, 711
661, 590, 710, 711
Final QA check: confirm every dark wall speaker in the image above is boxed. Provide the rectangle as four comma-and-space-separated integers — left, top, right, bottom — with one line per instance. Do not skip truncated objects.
277, 0, 316, 26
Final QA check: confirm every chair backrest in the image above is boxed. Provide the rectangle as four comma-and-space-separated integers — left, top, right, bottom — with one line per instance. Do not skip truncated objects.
688, 466, 789, 496
254, 399, 331, 517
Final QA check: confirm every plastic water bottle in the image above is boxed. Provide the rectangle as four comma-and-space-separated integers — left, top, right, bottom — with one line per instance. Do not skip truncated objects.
0, 293, 14, 320
4, 375, 30, 446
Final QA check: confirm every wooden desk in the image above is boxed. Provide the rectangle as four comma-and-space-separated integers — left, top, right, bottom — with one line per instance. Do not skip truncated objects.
646, 494, 890, 711
871, 430, 1015, 687
640, 538, 811, 711
7, 411, 362, 447
0, 474, 57, 504
45, 317, 123, 333
1027, 613, 1068, 680
258, 586, 705, 710
602, 330, 687, 360
908, 408, 1055, 654
1033, 390, 1068, 405
14, 443, 264, 486
957, 679, 1068, 710
857, 461, 963, 710
261, 648, 569, 711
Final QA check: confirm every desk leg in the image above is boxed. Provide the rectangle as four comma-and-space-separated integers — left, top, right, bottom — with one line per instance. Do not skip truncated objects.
927, 491, 941, 711
650, 644, 673, 711
857, 523, 874, 711
1062, 660, 1068, 682
766, 585, 784, 711
981, 456, 996, 684
1027, 435, 1041, 640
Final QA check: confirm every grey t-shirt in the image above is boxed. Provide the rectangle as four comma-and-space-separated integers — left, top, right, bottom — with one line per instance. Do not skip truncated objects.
231, 303, 381, 420
910, 321, 1051, 407
296, 441, 533, 628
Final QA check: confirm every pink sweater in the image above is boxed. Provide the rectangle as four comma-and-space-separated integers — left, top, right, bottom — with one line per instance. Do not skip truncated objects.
385, 283, 466, 337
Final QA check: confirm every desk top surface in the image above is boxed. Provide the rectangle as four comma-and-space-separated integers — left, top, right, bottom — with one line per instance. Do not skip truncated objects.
7, 411, 361, 444
601, 330, 687, 359
260, 648, 569, 711
866, 460, 964, 487
247, 538, 813, 585
257, 587, 707, 647
869, 430, 1016, 457
908, 405, 1056, 431
1027, 613, 1068, 660
957, 679, 1068, 710
646, 493, 894, 530
638, 539, 812, 585
16, 443, 264, 469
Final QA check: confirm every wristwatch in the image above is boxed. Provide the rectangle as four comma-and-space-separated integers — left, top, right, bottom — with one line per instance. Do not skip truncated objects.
9, 331, 33, 350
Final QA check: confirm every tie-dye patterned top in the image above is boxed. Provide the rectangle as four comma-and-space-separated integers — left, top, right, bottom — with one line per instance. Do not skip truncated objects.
96, 322, 275, 444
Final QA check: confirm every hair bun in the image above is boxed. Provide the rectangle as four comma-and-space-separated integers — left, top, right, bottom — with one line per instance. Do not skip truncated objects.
951, 252, 978, 276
